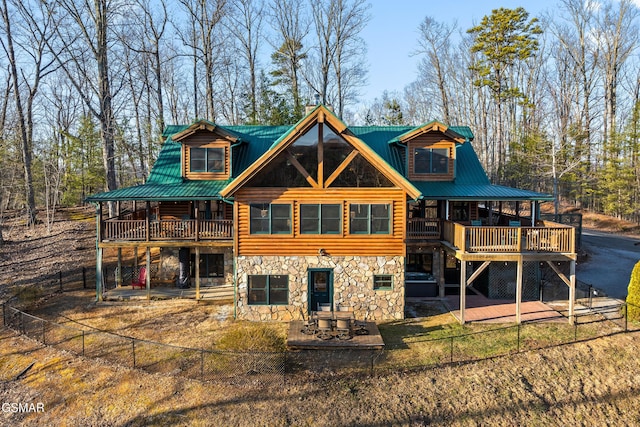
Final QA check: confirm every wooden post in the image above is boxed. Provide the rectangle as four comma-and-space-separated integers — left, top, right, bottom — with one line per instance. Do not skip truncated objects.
145, 201, 151, 242
569, 259, 576, 324
195, 247, 201, 300
145, 247, 151, 300
96, 247, 103, 302
516, 258, 523, 324
116, 248, 123, 287
459, 260, 466, 325
194, 202, 200, 241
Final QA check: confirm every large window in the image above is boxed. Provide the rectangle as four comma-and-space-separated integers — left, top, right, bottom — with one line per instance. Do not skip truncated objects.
349, 204, 390, 234
190, 147, 225, 173
414, 148, 448, 174
250, 203, 291, 234
300, 204, 341, 234
190, 254, 224, 278
248, 275, 288, 305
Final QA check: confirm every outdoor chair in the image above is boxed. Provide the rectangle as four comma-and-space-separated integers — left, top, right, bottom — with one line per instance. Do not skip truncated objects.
318, 303, 331, 312
300, 308, 317, 335
131, 267, 147, 289
354, 312, 369, 335
335, 317, 352, 340
316, 317, 333, 340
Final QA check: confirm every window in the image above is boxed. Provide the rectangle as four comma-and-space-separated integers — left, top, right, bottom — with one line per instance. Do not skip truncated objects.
414, 148, 448, 174
300, 204, 341, 234
373, 275, 393, 290
248, 275, 288, 305
191, 254, 224, 278
250, 203, 291, 234
451, 202, 469, 221
349, 204, 390, 234
190, 147, 225, 173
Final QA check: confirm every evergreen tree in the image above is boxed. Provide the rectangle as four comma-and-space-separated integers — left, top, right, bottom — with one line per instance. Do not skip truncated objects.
467, 7, 542, 182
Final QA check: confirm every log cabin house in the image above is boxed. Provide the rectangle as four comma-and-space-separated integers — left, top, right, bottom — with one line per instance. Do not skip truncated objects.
86, 105, 577, 324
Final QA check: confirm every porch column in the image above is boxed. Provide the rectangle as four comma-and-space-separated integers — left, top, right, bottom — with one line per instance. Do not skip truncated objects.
516, 258, 523, 324
569, 259, 576, 324
96, 247, 103, 302
145, 246, 151, 300
531, 201, 537, 226
195, 247, 201, 300
459, 260, 466, 324
116, 248, 123, 287
95, 202, 103, 302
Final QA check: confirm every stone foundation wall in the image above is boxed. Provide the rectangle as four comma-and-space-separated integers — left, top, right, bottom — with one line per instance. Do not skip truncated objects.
235, 255, 405, 322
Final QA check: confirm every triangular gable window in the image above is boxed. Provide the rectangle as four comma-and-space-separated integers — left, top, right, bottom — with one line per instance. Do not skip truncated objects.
245, 121, 392, 188
246, 150, 312, 187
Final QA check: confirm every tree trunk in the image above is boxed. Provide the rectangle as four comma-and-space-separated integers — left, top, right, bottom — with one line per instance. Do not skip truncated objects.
2, 0, 36, 226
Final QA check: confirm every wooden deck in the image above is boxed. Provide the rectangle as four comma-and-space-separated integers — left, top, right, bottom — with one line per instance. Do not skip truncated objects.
443, 295, 565, 323
287, 321, 385, 350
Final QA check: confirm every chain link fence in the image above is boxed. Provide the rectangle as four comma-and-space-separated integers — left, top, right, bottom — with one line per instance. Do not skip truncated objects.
3, 299, 632, 385
2, 303, 286, 386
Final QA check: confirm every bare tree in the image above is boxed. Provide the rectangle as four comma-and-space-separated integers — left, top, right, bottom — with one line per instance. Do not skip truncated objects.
414, 17, 457, 124
176, 0, 227, 121
48, 0, 121, 216
551, 0, 600, 192
0, 0, 59, 226
308, 0, 370, 118
595, 0, 639, 151
226, 0, 264, 124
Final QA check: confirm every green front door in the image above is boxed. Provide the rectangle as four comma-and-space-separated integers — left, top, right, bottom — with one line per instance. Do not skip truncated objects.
308, 269, 333, 313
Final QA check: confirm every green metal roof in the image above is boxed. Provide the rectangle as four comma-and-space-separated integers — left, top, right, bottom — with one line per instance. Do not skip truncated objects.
86, 114, 552, 203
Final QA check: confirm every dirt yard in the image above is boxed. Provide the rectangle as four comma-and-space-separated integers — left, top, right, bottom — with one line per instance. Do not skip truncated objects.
2, 207, 640, 426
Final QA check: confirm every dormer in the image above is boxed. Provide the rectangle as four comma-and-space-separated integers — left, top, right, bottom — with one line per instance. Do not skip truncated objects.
391, 121, 466, 182
171, 121, 241, 180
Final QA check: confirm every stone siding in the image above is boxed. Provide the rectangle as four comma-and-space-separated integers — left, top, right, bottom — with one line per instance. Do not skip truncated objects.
236, 255, 405, 322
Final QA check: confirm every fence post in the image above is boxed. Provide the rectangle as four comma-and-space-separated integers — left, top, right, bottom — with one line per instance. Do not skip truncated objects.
517, 323, 521, 353
132, 338, 136, 368
83, 267, 87, 289
200, 350, 205, 379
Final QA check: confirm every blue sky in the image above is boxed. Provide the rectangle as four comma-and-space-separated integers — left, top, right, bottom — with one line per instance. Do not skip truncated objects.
361, 0, 558, 102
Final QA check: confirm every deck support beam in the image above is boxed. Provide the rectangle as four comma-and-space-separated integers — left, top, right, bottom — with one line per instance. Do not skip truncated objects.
145, 247, 151, 300
569, 260, 576, 324
96, 246, 103, 302
516, 258, 523, 324
116, 248, 123, 287
459, 260, 466, 324
195, 247, 201, 300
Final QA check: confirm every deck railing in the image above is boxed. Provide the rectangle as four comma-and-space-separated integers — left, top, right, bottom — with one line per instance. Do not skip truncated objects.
102, 218, 233, 242
406, 218, 441, 239
440, 220, 575, 254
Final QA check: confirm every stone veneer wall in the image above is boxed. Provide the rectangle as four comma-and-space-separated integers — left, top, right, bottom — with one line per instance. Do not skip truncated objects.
235, 255, 405, 322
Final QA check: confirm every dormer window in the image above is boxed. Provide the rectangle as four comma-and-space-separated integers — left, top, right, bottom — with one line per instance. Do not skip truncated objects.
190, 147, 225, 173
183, 141, 229, 179
414, 148, 449, 174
